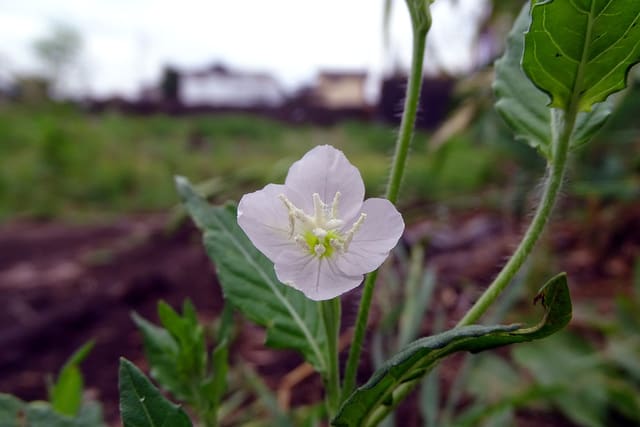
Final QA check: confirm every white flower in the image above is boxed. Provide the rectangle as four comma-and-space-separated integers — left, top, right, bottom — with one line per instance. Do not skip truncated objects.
237, 145, 404, 301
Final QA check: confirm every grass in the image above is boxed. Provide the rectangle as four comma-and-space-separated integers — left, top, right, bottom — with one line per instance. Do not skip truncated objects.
0, 103, 508, 222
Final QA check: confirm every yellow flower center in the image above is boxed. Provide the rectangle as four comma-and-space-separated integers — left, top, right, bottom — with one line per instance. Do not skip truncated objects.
279, 192, 366, 259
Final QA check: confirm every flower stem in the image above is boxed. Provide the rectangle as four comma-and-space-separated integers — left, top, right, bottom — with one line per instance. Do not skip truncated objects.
341, 0, 431, 401
321, 297, 341, 416
385, 10, 429, 205
341, 271, 378, 400
457, 105, 579, 327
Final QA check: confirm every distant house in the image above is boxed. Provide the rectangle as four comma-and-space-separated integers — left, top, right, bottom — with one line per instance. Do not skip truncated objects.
311, 71, 368, 109
178, 64, 285, 108
127, 64, 373, 123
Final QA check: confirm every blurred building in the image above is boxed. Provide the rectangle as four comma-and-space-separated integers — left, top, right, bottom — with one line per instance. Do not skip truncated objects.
310, 71, 368, 109
177, 63, 285, 108
102, 62, 454, 129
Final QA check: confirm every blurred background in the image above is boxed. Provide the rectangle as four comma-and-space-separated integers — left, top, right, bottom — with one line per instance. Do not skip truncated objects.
1, 0, 639, 426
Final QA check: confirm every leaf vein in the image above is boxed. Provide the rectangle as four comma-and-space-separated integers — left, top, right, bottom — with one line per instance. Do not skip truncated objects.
208, 209, 327, 372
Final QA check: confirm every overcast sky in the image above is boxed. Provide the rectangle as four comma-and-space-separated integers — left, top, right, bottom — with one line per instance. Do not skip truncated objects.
0, 0, 490, 97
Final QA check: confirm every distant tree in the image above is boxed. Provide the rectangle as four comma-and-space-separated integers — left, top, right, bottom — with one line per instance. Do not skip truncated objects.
161, 66, 180, 103
32, 23, 83, 98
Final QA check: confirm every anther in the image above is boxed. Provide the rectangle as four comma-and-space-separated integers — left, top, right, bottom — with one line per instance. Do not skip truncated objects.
314, 244, 326, 256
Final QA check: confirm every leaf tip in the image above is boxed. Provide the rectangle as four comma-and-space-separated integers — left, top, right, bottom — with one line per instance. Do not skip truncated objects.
174, 175, 191, 198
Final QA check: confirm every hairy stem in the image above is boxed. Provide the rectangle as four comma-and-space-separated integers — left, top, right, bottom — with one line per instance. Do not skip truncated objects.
341, 0, 431, 401
457, 105, 578, 327
322, 297, 342, 416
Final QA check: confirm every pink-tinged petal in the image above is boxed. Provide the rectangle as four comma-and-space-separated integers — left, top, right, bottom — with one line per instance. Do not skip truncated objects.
285, 145, 365, 221
237, 183, 302, 261
336, 198, 404, 276
274, 248, 363, 301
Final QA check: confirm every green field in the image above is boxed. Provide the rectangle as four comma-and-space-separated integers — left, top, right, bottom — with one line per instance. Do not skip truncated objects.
0, 104, 515, 222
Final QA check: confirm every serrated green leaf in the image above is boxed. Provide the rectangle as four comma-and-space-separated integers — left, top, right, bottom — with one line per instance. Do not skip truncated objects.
132, 312, 190, 401
332, 273, 572, 427
118, 358, 192, 427
523, 0, 640, 112
157, 301, 185, 337
494, 3, 611, 159
50, 340, 94, 417
157, 300, 207, 382
175, 176, 328, 374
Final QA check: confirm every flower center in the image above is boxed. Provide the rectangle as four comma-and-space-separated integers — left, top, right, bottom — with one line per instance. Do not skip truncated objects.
279, 192, 366, 258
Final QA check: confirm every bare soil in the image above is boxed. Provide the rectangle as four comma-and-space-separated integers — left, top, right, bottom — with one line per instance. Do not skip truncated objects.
0, 201, 638, 426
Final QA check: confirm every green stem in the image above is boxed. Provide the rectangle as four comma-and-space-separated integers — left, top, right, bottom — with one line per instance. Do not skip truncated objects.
321, 297, 341, 416
457, 105, 579, 327
341, 0, 431, 401
341, 270, 379, 399
363, 104, 579, 427
193, 388, 216, 427
385, 24, 428, 204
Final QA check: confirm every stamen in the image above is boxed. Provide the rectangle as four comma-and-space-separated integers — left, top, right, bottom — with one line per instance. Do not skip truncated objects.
279, 193, 314, 228
330, 238, 343, 251
279, 193, 294, 211
343, 213, 367, 251
326, 219, 344, 229
331, 192, 341, 218
314, 244, 326, 256
312, 193, 325, 223
278, 194, 296, 237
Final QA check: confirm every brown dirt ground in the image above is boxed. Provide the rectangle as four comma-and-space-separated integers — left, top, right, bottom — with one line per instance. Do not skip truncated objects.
0, 201, 638, 426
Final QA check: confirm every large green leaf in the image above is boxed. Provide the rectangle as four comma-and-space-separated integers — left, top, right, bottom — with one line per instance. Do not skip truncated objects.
332, 273, 572, 427
175, 177, 328, 374
494, 2, 611, 159
523, 0, 640, 112
118, 358, 192, 427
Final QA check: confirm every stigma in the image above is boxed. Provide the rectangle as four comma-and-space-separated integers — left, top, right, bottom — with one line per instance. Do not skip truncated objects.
279, 192, 366, 258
